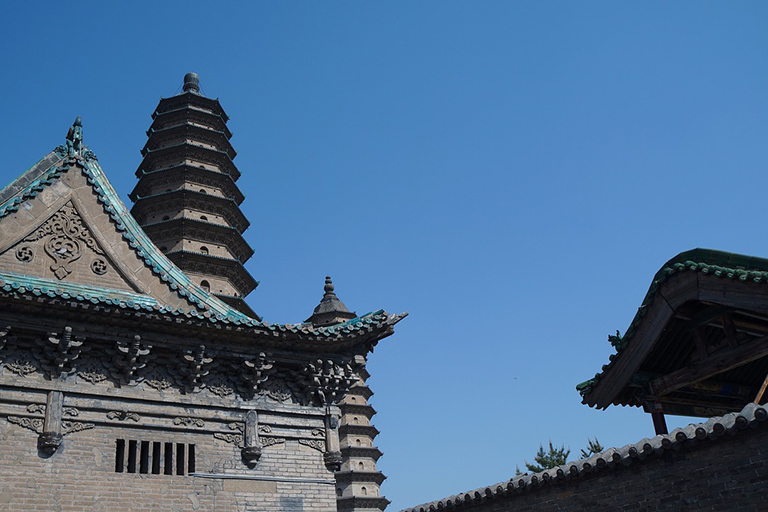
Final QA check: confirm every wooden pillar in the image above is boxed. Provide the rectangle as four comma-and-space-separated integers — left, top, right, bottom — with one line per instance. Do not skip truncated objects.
651, 411, 668, 435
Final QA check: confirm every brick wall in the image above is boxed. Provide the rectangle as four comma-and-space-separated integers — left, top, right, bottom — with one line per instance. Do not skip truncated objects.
407, 425, 768, 511
0, 421, 337, 512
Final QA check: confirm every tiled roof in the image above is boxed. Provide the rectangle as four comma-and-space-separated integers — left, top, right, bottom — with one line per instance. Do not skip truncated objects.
576, 248, 768, 399
0, 123, 407, 342
400, 402, 768, 512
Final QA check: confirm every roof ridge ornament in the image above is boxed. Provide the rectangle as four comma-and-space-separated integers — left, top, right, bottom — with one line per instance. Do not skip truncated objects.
55, 117, 97, 161
66, 117, 83, 156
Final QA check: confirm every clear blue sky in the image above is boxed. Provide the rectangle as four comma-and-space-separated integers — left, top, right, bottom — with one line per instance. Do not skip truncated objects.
2, 1, 767, 509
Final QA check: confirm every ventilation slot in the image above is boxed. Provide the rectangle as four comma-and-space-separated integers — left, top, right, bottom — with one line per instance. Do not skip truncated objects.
115, 439, 195, 476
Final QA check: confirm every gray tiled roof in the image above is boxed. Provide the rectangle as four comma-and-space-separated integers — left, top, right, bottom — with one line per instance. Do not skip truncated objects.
400, 402, 768, 512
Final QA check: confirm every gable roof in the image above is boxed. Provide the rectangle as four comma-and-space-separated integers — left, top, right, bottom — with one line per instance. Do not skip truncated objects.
0, 119, 407, 343
0, 120, 255, 322
577, 248, 768, 413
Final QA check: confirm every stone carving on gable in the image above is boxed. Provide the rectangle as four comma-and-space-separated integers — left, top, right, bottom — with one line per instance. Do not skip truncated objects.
33, 326, 86, 378
27, 404, 45, 414
15, 246, 34, 262
22, 201, 104, 280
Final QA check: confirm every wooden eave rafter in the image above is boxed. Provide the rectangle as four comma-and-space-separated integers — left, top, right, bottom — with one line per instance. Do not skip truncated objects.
589, 271, 768, 409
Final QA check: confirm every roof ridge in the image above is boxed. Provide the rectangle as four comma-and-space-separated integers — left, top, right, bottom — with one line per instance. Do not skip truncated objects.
401, 402, 768, 512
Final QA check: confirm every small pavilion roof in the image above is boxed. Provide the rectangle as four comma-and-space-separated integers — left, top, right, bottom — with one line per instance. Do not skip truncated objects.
578, 248, 768, 416
307, 276, 358, 327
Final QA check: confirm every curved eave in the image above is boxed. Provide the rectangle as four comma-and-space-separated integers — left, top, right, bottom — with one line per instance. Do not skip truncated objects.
340, 424, 381, 438
0, 285, 406, 351
341, 445, 383, 460
139, 142, 240, 180
150, 106, 231, 137
578, 248, 768, 409
130, 165, 245, 204
166, 248, 258, 294
144, 123, 236, 159
142, 217, 254, 261
131, 189, 250, 231
337, 496, 390, 511
154, 92, 228, 121
335, 471, 387, 485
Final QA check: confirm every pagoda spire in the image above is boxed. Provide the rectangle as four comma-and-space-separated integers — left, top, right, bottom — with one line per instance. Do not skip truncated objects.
130, 73, 258, 318
307, 276, 357, 326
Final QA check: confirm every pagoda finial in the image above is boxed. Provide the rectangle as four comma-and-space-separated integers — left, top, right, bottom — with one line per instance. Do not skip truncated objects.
324, 276, 335, 295
183, 72, 200, 93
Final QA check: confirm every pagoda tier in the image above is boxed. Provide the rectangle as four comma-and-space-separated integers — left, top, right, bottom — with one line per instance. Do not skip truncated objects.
305, 278, 390, 510
336, 368, 389, 512
131, 73, 256, 316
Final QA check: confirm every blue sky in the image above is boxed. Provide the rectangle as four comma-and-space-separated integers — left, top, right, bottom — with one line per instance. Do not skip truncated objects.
1, 1, 767, 509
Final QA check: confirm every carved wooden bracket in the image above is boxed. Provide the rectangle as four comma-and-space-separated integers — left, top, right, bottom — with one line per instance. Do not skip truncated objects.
107, 335, 153, 385
34, 327, 87, 378
180, 345, 213, 391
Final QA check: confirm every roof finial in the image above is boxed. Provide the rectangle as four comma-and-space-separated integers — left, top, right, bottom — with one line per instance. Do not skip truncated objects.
183, 72, 200, 93
65, 117, 83, 156
324, 275, 335, 294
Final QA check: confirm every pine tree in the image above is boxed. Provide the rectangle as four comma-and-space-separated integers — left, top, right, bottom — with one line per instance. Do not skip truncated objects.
579, 437, 604, 458
522, 441, 570, 473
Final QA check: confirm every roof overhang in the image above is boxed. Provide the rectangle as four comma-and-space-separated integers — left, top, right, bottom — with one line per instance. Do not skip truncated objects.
580, 249, 768, 417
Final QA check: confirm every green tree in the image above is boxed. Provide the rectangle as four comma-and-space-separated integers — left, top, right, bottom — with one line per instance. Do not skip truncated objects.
579, 437, 604, 458
519, 441, 570, 473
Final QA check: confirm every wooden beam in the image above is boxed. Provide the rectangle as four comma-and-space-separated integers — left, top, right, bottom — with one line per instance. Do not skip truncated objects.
678, 305, 732, 330
721, 313, 740, 349
755, 372, 768, 404
650, 334, 768, 396
691, 326, 709, 361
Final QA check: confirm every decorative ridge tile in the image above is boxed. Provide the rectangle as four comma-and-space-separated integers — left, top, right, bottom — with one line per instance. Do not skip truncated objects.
400, 402, 768, 512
